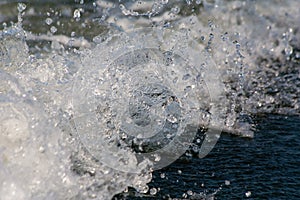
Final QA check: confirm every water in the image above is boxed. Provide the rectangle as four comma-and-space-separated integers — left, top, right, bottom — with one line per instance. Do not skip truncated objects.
115, 114, 300, 199
0, 1, 299, 199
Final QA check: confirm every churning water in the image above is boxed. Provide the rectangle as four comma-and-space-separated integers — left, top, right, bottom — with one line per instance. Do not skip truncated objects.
0, 1, 299, 199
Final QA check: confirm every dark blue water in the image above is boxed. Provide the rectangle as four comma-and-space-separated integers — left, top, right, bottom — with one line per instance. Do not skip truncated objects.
115, 114, 300, 199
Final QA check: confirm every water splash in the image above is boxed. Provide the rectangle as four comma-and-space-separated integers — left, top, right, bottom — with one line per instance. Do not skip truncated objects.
0, 0, 299, 199
0, 70, 74, 199
72, 27, 226, 172
0, 23, 152, 200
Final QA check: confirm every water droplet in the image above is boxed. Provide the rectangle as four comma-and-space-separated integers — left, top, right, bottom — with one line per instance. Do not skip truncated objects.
139, 185, 149, 194
186, 0, 192, 5
196, 0, 202, 4
119, 4, 135, 16
150, 187, 157, 195
284, 45, 293, 57
161, 0, 169, 5
167, 115, 178, 123
50, 26, 57, 34
225, 180, 230, 185
226, 113, 236, 127
153, 154, 161, 162
17, 3, 27, 13
39, 146, 45, 153
171, 6, 180, 14
45, 18, 53, 25
245, 191, 251, 197
192, 145, 199, 152
73, 9, 81, 19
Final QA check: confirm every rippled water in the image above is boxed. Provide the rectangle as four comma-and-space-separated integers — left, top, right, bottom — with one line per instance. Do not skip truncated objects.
0, 1, 299, 200
115, 114, 300, 199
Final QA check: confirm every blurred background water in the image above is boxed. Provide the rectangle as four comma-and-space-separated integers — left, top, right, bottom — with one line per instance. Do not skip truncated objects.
0, 1, 299, 199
